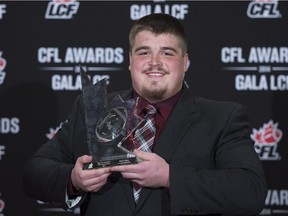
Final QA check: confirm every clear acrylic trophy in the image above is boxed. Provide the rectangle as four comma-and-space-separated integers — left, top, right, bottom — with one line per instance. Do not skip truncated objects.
80, 66, 144, 169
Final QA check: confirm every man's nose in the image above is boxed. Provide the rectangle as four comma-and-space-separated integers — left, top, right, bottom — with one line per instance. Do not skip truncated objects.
148, 54, 162, 66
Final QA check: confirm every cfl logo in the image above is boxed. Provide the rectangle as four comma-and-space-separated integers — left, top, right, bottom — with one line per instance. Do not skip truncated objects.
45, 0, 79, 19
254, 145, 281, 160
247, 0, 281, 18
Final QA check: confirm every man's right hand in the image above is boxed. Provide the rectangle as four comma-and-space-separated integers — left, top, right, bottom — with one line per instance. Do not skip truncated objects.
70, 155, 112, 192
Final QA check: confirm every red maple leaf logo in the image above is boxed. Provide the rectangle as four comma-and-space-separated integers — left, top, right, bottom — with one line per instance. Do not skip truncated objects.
251, 120, 282, 145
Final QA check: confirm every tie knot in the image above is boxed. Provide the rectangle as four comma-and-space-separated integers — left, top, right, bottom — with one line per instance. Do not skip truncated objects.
144, 104, 157, 116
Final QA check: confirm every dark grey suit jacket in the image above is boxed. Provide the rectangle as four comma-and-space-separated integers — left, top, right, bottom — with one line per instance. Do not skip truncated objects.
23, 86, 267, 216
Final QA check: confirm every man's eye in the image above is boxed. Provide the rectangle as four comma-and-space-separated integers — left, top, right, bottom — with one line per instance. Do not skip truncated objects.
139, 52, 148, 55
163, 52, 173, 56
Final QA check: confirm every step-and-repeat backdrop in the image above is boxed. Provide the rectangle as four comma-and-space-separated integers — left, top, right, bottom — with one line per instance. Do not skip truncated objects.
0, 1, 287, 215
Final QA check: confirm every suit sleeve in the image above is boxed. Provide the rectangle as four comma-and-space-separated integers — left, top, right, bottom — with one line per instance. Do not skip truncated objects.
22, 95, 85, 209
169, 103, 267, 215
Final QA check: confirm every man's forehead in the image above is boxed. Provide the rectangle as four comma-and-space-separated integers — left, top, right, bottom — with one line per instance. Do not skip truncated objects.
135, 30, 177, 38
133, 33, 181, 47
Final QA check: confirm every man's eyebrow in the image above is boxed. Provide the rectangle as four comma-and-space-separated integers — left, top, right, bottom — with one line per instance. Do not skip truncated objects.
161, 47, 178, 53
134, 46, 150, 52
134, 46, 178, 53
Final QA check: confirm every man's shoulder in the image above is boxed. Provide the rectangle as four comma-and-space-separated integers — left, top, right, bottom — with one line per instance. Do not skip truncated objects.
190, 94, 246, 115
196, 95, 242, 107
181, 88, 243, 110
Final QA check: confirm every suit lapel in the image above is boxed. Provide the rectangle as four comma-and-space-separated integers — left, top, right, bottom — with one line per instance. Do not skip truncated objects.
135, 88, 198, 210
155, 87, 197, 161
120, 178, 137, 211
110, 88, 198, 211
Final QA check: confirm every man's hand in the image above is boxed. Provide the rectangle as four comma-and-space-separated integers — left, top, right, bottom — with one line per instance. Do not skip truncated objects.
70, 155, 112, 192
111, 150, 170, 188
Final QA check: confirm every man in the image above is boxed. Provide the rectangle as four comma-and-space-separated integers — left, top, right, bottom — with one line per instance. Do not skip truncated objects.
23, 13, 267, 216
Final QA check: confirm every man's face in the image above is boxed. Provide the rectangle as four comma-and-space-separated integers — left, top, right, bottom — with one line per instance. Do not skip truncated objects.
129, 31, 188, 103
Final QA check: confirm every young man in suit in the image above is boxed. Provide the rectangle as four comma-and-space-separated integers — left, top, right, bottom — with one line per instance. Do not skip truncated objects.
23, 13, 267, 216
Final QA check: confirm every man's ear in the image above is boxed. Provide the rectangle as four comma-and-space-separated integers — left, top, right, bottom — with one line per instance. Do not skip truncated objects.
184, 53, 189, 72
128, 52, 132, 70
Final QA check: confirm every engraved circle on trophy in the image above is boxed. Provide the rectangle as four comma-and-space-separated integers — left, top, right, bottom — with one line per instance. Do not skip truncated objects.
96, 107, 127, 143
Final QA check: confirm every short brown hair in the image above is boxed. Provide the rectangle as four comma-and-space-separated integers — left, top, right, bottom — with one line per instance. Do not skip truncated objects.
129, 13, 187, 55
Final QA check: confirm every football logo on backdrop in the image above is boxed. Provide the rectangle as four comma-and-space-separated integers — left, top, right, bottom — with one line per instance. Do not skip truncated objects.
251, 120, 282, 160
45, 0, 80, 19
247, 0, 281, 18
0, 51, 7, 85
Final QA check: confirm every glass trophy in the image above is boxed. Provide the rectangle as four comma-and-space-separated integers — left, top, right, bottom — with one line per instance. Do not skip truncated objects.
80, 66, 144, 169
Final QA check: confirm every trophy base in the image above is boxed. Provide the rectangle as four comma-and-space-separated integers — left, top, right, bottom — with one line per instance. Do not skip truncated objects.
83, 157, 139, 170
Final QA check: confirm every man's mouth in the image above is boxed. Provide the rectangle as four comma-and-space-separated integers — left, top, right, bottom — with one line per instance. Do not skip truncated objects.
146, 72, 164, 77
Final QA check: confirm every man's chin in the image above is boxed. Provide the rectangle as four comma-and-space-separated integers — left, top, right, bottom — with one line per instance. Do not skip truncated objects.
141, 88, 166, 102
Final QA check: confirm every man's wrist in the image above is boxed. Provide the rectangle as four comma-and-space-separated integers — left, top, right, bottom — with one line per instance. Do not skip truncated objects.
68, 178, 83, 197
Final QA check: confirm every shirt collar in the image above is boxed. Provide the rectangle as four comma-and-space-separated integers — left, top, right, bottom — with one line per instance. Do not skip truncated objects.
132, 90, 181, 121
